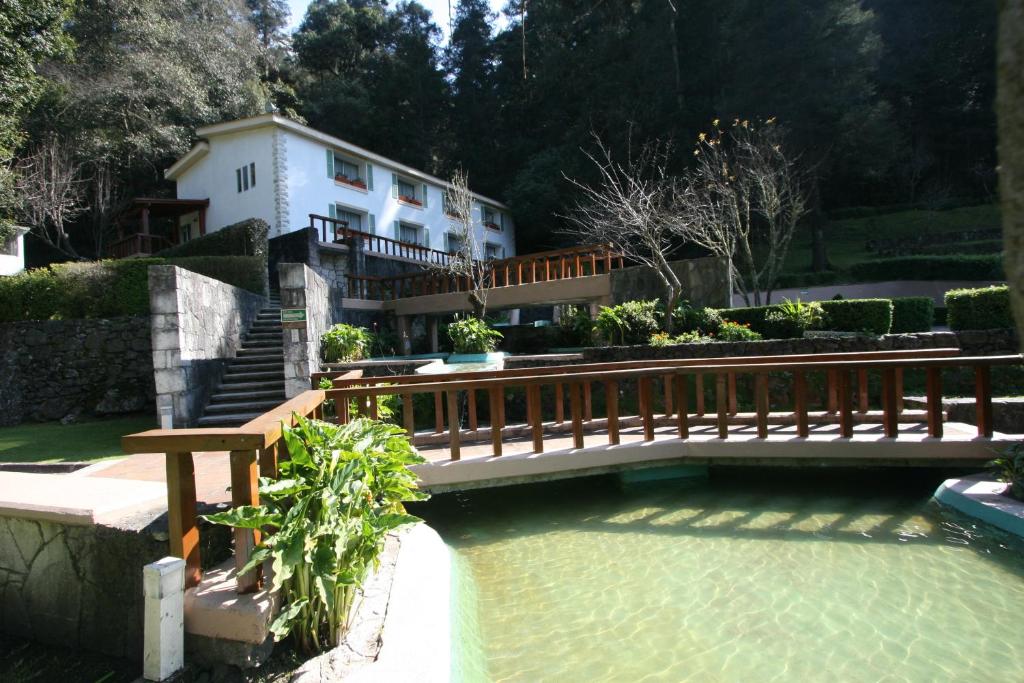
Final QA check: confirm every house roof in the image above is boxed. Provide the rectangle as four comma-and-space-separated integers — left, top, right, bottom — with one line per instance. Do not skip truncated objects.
165, 113, 509, 209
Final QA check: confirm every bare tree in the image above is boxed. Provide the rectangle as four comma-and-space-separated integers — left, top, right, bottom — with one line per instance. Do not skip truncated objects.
440, 169, 491, 318
14, 136, 86, 258
85, 160, 129, 259
564, 134, 686, 331
678, 118, 808, 306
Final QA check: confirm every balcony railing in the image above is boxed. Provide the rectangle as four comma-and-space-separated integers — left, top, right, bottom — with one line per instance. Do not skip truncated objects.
310, 214, 452, 266
107, 233, 172, 259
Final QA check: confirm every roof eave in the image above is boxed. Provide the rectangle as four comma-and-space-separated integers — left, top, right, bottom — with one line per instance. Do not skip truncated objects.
165, 142, 210, 180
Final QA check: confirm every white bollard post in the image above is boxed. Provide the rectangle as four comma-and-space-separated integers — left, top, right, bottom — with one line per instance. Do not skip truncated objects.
143, 556, 186, 681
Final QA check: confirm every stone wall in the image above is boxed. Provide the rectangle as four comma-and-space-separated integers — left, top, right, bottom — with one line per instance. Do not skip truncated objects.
280, 263, 334, 397
609, 256, 731, 309
150, 266, 266, 427
0, 316, 154, 426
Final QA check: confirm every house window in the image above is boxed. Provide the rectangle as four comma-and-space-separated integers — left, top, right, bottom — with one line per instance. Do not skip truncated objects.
397, 178, 417, 200
446, 232, 465, 255
337, 208, 363, 232
236, 162, 255, 193
485, 242, 504, 260
399, 221, 421, 245
1, 233, 18, 257
482, 206, 501, 231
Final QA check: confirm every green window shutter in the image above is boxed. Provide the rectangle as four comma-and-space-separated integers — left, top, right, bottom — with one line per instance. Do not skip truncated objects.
392, 173, 399, 198
393, 220, 401, 240
444, 232, 450, 252
328, 204, 337, 219
422, 227, 430, 247
422, 184, 429, 208
368, 214, 375, 233
366, 163, 374, 191
326, 149, 335, 179
499, 212, 505, 231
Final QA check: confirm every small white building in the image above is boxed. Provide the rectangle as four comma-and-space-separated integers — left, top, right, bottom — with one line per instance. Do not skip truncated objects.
0, 226, 28, 276
165, 114, 515, 260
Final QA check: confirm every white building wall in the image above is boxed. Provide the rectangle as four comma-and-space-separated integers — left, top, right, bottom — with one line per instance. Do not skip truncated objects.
175, 129, 277, 234
0, 228, 28, 276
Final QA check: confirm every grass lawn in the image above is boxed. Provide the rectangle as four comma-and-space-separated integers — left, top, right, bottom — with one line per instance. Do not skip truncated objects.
0, 414, 156, 464
780, 203, 1002, 274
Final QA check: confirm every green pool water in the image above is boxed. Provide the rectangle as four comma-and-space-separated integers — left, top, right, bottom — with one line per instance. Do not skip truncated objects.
415, 469, 1024, 682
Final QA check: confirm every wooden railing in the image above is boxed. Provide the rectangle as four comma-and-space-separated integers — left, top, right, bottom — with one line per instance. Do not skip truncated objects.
325, 353, 1023, 461
121, 390, 327, 592
311, 214, 453, 266
108, 233, 172, 259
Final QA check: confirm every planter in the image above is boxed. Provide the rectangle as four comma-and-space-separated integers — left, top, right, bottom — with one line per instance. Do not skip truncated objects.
399, 195, 422, 206
336, 175, 367, 190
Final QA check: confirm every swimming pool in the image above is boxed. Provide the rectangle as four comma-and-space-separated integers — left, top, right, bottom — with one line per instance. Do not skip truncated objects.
416, 469, 1024, 682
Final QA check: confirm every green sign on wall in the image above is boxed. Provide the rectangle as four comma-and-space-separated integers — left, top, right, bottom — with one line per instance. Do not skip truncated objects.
281, 308, 307, 323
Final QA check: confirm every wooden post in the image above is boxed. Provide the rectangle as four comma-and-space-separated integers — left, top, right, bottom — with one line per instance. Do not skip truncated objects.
447, 391, 461, 461
857, 368, 869, 413
229, 450, 262, 593
468, 389, 478, 431
583, 382, 593, 421
881, 368, 898, 438
727, 372, 738, 415
895, 368, 905, 413
716, 373, 728, 439
369, 395, 379, 421
555, 383, 565, 423
569, 382, 584, 449
403, 394, 414, 436
489, 387, 503, 456
258, 443, 278, 479
663, 374, 674, 417
975, 365, 993, 437
338, 392, 350, 424
838, 370, 854, 438
755, 372, 769, 439
434, 392, 444, 433
529, 385, 544, 453
926, 367, 943, 438
827, 369, 838, 413
639, 376, 655, 441
166, 453, 201, 589
695, 373, 706, 416
605, 380, 620, 445
674, 374, 689, 439
793, 370, 809, 438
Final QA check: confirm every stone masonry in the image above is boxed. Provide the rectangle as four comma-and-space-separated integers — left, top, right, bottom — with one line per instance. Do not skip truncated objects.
0, 316, 154, 426
279, 263, 334, 397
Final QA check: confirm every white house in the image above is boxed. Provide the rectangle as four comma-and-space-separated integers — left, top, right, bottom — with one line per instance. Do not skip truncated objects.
0, 226, 28, 276
165, 114, 515, 260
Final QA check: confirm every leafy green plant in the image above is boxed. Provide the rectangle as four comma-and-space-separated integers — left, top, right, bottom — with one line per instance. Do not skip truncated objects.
819, 298, 893, 335
674, 301, 722, 336
447, 316, 503, 353
204, 416, 427, 654
988, 443, 1024, 501
558, 305, 594, 346
716, 320, 763, 341
321, 324, 373, 362
890, 297, 935, 333
946, 285, 1013, 331
763, 298, 824, 338
595, 300, 660, 345
649, 331, 711, 346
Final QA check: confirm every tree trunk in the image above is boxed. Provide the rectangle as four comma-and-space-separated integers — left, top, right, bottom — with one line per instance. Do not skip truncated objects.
999, 0, 1024, 346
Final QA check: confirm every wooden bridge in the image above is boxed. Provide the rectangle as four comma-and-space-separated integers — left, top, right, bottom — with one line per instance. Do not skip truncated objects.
121, 348, 1021, 593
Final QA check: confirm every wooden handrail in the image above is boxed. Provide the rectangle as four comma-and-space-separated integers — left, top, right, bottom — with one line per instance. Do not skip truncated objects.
310, 214, 453, 266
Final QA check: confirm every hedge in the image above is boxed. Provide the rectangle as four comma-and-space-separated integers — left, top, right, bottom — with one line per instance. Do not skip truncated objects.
156, 218, 269, 259
819, 299, 893, 335
945, 285, 1013, 331
848, 255, 1003, 282
0, 256, 266, 322
890, 297, 934, 333
716, 304, 784, 337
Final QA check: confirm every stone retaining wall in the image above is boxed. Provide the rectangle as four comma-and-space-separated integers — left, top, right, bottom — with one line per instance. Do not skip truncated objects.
0, 316, 154, 426
280, 263, 334, 397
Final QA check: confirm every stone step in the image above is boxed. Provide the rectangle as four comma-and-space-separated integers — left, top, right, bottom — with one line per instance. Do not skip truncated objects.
237, 346, 283, 356
231, 354, 283, 365
249, 321, 282, 331
224, 361, 283, 373
245, 332, 283, 341
210, 388, 286, 403
197, 413, 265, 427
205, 399, 284, 414
213, 379, 285, 392
241, 338, 284, 349
221, 370, 283, 382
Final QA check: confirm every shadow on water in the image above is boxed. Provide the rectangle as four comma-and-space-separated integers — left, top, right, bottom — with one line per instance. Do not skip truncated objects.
410, 466, 1024, 578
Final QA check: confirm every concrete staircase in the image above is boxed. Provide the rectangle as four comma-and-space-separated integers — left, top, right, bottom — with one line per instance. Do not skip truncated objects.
197, 292, 285, 427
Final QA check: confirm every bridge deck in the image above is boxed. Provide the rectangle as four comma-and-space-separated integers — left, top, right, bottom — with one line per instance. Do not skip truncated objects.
411, 421, 1017, 491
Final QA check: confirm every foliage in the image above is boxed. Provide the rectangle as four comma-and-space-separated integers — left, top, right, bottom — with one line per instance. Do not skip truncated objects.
0, 257, 265, 321
988, 443, 1024, 501
715, 320, 763, 342
594, 300, 661, 346
204, 416, 427, 654
673, 301, 722, 336
890, 297, 935, 333
848, 255, 1004, 282
819, 299, 894, 335
157, 219, 269, 259
713, 305, 783, 338
945, 285, 1013, 331
763, 299, 825, 339
447, 316, 503, 354
321, 324, 373, 363
557, 305, 594, 346
649, 331, 711, 346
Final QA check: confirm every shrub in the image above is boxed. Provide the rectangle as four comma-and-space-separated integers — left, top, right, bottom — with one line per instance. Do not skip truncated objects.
716, 320, 762, 341
205, 416, 427, 654
168, 255, 266, 295
674, 301, 722, 336
773, 270, 843, 288
156, 218, 269, 259
714, 304, 782, 337
945, 285, 1013, 330
649, 331, 711, 346
890, 297, 935, 333
988, 443, 1024, 501
819, 299, 893, 335
448, 316, 503, 353
595, 300, 660, 345
557, 305, 594, 346
763, 299, 824, 339
848, 255, 1003, 282
321, 324, 373, 362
